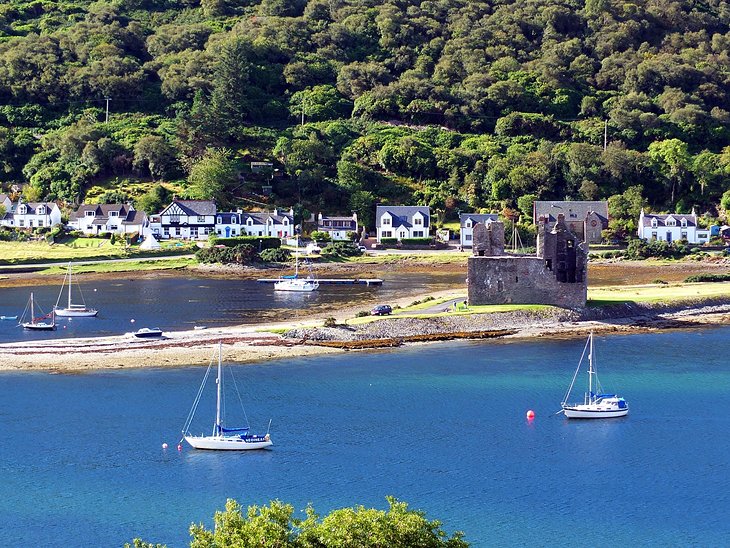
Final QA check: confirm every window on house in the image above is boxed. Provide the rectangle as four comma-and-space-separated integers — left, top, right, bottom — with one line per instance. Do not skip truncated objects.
651, 231, 657, 240
109, 225, 117, 231
382, 230, 392, 238
85, 211, 95, 217
651, 219, 657, 227
38, 220, 44, 227
681, 231, 687, 240
170, 215, 180, 223
217, 229, 222, 235
382, 217, 391, 226
217, 216, 222, 223
109, 211, 119, 217
18, 206, 26, 215
19, 220, 24, 227
197, 216, 205, 223
465, 234, 472, 241
414, 217, 422, 225
413, 231, 423, 237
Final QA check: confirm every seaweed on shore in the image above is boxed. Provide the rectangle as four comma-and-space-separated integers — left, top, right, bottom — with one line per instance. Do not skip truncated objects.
304, 329, 517, 349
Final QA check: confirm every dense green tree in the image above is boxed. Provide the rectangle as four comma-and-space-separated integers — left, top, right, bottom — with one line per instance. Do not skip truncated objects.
186, 148, 238, 204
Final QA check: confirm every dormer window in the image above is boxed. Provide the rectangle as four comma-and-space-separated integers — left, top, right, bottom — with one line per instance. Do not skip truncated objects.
37, 206, 45, 215
382, 216, 391, 226
681, 218, 687, 227
247, 218, 253, 225
85, 211, 95, 217
465, 220, 472, 228
283, 219, 288, 225
109, 211, 119, 217
414, 216, 423, 226
651, 218, 658, 228
18, 205, 26, 215
666, 217, 676, 227
217, 216, 222, 224
197, 216, 205, 223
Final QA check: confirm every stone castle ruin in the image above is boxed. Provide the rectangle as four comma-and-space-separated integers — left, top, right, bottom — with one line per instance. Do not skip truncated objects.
467, 215, 588, 308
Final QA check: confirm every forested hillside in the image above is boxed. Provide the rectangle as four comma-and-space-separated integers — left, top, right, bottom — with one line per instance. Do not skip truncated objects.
1, 0, 729, 232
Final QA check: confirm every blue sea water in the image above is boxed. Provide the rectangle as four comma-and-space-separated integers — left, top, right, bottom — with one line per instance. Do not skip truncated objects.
1, 327, 729, 546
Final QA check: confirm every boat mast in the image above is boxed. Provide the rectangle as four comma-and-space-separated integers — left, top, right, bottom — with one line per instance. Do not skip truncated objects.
215, 341, 222, 436
30, 292, 35, 324
67, 263, 72, 309
295, 238, 299, 277
588, 332, 594, 401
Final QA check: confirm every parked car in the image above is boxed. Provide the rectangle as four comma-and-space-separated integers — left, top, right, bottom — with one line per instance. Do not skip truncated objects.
370, 304, 392, 316
306, 242, 322, 254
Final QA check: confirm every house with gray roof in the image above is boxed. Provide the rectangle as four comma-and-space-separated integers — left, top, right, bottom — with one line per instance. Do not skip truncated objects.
0, 200, 62, 229
149, 199, 216, 240
460, 213, 499, 248
533, 201, 609, 244
317, 212, 358, 241
637, 208, 710, 244
215, 208, 295, 239
69, 203, 148, 236
375, 205, 430, 243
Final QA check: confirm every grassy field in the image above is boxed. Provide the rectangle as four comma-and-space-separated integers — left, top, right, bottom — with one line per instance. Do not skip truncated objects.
0, 238, 194, 264
587, 281, 730, 305
40, 257, 196, 275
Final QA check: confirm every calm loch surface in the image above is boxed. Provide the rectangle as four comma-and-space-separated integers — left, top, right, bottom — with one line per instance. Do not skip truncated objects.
1, 327, 729, 546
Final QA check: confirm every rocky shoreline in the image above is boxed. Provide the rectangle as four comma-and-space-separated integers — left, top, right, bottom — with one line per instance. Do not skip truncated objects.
1, 295, 727, 372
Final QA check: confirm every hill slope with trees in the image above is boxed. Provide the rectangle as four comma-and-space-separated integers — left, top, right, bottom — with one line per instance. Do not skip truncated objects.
1, 0, 729, 234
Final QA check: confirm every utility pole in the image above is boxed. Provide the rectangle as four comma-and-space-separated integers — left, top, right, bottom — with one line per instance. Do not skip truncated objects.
105, 97, 111, 123
603, 119, 607, 151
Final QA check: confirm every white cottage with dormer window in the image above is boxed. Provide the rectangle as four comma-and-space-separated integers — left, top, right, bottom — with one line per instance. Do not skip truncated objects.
0, 200, 62, 229
214, 208, 295, 239
637, 208, 710, 244
375, 205, 430, 242
69, 203, 148, 236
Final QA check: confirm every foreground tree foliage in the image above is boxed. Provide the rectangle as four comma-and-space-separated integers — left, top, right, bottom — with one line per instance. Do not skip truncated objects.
0, 0, 729, 226
128, 497, 468, 547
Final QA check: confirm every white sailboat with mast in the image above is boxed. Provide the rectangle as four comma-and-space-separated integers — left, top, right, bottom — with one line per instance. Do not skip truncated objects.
560, 332, 628, 419
54, 262, 98, 317
274, 239, 319, 292
182, 342, 273, 450
19, 292, 56, 331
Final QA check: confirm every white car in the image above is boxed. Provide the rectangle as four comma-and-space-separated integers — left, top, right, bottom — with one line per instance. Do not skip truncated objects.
306, 243, 322, 254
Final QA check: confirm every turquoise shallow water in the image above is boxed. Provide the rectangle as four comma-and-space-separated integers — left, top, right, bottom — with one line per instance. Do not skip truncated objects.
1, 327, 729, 546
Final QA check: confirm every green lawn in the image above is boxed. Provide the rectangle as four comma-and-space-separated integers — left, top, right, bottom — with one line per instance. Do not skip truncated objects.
587, 281, 730, 305
0, 238, 195, 264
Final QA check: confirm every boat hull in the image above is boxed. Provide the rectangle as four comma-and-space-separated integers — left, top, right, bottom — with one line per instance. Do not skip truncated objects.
184, 435, 272, 451
22, 322, 56, 331
274, 280, 319, 292
54, 308, 98, 317
562, 406, 629, 419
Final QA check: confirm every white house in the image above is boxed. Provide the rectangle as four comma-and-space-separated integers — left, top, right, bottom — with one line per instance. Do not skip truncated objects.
0, 200, 62, 229
637, 209, 710, 245
375, 205, 430, 243
0, 193, 12, 212
69, 204, 148, 236
460, 213, 499, 248
214, 208, 295, 239
317, 212, 358, 241
149, 199, 216, 240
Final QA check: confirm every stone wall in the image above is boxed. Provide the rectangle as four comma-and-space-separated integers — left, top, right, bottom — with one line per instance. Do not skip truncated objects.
467, 213, 587, 308
467, 256, 587, 308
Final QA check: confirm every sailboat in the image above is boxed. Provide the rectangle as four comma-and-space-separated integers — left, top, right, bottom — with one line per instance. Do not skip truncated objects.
54, 263, 98, 317
561, 332, 628, 419
182, 342, 273, 450
274, 240, 319, 292
19, 292, 56, 331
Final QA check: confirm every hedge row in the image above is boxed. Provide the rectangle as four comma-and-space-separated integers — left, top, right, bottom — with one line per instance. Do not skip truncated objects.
209, 236, 281, 250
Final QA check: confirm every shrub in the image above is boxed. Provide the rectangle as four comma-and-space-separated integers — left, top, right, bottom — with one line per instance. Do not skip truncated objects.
380, 238, 397, 244
209, 236, 281, 250
310, 231, 331, 242
323, 317, 337, 327
321, 241, 362, 257
196, 244, 258, 265
259, 248, 291, 262
684, 273, 730, 282
400, 238, 432, 246
652, 279, 668, 285
355, 310, 370, 317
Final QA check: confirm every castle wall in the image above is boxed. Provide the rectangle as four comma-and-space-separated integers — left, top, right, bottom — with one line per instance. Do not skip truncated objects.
467, 256, 587, 308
